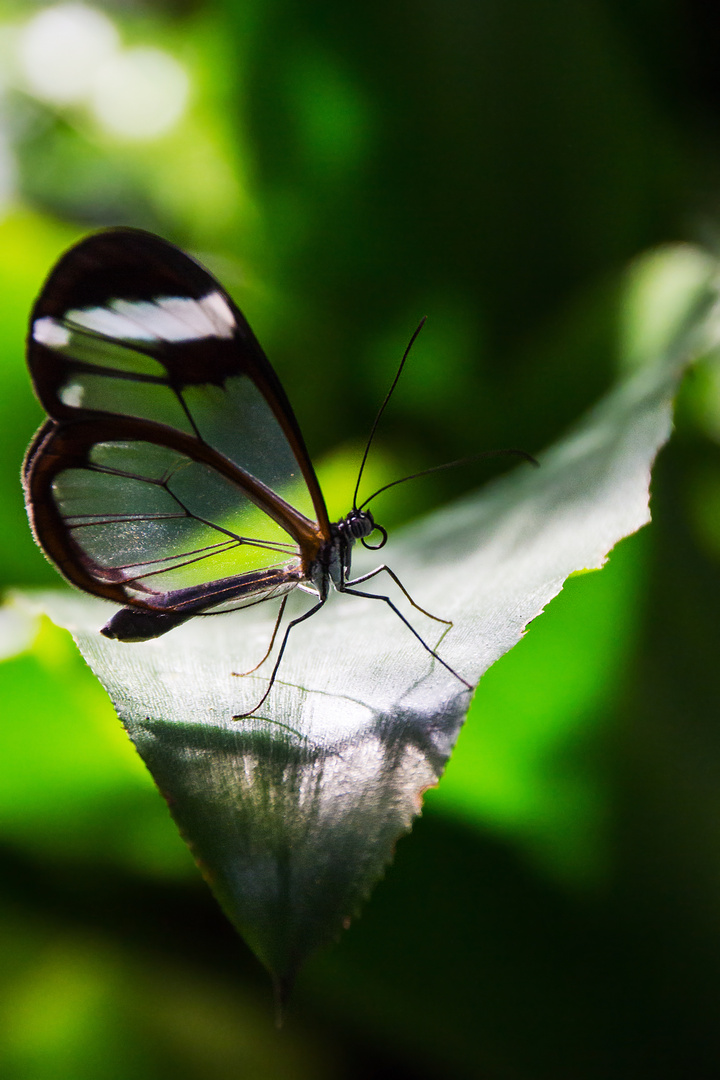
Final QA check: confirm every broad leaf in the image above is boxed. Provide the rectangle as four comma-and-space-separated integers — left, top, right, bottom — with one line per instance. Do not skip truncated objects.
28, 245, 719, 994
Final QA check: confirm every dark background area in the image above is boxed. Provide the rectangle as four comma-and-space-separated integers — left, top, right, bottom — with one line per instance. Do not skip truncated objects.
2, 1, 720, 1076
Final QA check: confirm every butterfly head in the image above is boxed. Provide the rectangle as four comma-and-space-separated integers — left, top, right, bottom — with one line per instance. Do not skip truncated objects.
337, 508, 387, 551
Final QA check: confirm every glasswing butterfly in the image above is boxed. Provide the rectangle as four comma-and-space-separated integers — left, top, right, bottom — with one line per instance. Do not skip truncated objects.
23, 228, 474, 716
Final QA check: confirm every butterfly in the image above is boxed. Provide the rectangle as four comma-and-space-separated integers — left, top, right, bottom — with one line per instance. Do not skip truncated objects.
23, 228, 473, 716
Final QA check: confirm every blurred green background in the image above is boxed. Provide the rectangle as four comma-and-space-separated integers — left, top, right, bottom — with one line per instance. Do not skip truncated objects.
2, 1, 720, 1077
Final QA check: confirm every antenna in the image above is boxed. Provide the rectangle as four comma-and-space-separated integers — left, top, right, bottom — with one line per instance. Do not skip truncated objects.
352, 316, 427, 511
358, 449, 539, 510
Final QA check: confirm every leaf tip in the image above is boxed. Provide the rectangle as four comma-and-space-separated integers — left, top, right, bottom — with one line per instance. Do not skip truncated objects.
272, 973, 295, 1028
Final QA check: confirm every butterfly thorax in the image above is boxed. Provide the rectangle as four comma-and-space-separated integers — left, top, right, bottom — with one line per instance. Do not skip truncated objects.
309, 509, 376, 596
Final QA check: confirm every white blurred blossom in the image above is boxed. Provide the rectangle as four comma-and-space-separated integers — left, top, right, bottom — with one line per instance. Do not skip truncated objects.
91, 46, 190, 140
18, 3, 119, 105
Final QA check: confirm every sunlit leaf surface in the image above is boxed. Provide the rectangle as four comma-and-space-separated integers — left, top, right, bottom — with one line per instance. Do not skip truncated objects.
29, 247, 718, 991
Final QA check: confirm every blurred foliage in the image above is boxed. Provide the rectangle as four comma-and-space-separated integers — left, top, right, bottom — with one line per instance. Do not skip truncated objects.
1, 0, 720, 1077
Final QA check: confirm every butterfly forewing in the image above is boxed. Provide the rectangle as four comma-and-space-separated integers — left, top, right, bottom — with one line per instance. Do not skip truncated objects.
24, 229, 330, 631
27, 229, 329, 530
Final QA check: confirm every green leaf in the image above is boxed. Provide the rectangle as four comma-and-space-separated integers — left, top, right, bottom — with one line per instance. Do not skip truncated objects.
23, 245, 718, 993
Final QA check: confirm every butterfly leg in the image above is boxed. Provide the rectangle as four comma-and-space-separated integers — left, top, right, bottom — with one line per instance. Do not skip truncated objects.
232, 596, 327, 719
346, 564, 452, 626
341, 582, 473, 690
346, 564, 454, 656
231, 595, 289, 677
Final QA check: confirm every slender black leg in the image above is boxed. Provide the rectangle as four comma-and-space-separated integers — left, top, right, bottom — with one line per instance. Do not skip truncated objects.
232, 596, 327, 719
341, 584, 473, 690
231, 595, 289, 677
346, 564, 452, 626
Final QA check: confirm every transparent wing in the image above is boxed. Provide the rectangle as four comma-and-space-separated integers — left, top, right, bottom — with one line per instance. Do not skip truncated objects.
26, 228, 330, 535
23, 230, 332, 635
24, 419, 308, 624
